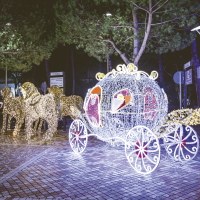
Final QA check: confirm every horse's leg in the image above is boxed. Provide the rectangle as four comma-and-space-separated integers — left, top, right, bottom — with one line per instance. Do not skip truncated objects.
7, 115, 13, 131
34, 118, 40, 132
13, 115, 24, 137
13, 117, 18, 137
36, 118, 43, 138
43, 115, 57, 142
1, 113, 7, 134
30, 118, 43, 139
25, 118, 34, 142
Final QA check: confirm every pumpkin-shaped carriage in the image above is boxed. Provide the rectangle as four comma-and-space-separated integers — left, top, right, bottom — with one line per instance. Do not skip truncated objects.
69, 63, 199, 175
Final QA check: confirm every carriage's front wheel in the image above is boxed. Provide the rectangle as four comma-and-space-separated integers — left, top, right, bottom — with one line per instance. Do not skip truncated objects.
69, 119, 88, 154
163, 124, 199, 162
125, 125, 160, 175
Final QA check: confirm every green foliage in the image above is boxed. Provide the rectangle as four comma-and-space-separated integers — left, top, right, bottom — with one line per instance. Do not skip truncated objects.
0, 0, 57, 72
0, 0, 199, 71
55, 0, 200, 64
146, 0, 200, 55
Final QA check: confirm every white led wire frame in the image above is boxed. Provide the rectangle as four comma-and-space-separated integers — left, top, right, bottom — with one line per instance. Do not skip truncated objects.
84, 72, 168, 142
70, 65, 199, 174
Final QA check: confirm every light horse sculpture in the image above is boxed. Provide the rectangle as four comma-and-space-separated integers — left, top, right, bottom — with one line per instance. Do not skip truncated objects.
20, 82, 58, 142
0, 87, 24, 136
48, 85, 84, 120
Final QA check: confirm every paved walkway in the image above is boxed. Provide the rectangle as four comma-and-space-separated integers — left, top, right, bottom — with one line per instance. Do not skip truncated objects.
0, 126, 200, 200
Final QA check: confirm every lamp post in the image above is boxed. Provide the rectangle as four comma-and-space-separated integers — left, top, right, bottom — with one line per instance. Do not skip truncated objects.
105, 12, 112, 73
191, 25, 200, 107
5, 66, 7, 86
4, 23, 12, 87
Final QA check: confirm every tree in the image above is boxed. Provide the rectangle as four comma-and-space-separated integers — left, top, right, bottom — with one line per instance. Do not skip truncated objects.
55, 0, 200, 66
0, 0, 57, 72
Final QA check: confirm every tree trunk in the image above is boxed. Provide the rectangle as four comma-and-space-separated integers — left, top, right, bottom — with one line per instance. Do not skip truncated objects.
70, 47, 75, 94
107, 39, 130, 64
158, 54, 164, 88
132, 8, 139, 61
134, 1, 152, 66
107, 53, 112, 72
44, 59, 50, 86
191, 39, 200, 107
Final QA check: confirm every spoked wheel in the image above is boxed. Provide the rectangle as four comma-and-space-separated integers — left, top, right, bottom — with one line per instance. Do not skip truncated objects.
69, 119, 88, 154
163, 124, 199, 162
125, 125, 160, 175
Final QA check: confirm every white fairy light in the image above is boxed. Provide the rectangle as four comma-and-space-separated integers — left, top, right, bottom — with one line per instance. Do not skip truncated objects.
69, 63, 199, 174
84, 63, 168, 140
20, 82, 58, 142
0, 87, 24, 136
47, 85, 84, 120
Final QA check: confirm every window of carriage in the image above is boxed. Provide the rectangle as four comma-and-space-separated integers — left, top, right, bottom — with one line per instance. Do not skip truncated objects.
111, 88, 132, 112
143, 87, 158, 120
85, 85, 102, 127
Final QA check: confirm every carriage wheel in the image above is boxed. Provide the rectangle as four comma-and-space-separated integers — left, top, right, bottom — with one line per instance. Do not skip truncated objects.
163, 124, 199, 162
69, 119, 88, 154
125, 125, 160, 175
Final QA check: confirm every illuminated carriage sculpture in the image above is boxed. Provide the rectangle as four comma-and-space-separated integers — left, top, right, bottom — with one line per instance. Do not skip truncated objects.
69, 63, 199, 175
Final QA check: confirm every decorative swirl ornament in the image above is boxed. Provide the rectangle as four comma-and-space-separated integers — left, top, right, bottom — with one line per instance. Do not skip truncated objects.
69, 119, 88, 154
125, 125, 160, 175
163, 123, 199, 162
95, 63, 159, 81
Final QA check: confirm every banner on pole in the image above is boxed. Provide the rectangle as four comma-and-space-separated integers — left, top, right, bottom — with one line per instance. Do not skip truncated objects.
197, 66, 200, 79
185, 69, 192, 85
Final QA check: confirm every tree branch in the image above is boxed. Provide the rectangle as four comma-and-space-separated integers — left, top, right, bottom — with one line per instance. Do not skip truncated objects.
110, 25, 134, 30
124, 36, 134, 43
152, 0, 169, 13
152, 0, 163, 10
132, 2, 149, 14
104, 39, 130, 64
134, 0, 153, 65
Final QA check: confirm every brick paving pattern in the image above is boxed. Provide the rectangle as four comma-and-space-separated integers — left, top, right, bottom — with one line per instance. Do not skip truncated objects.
0, 126, 200, 200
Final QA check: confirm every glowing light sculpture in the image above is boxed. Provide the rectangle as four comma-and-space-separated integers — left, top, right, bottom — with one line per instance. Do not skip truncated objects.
69, 63, 199, 175
125, 125, 160, 174
69, 119, 88, 153
163, 124, 199, 162
20, 82, 58, 142
0, 87, 25, 136
48, 85, 83, 120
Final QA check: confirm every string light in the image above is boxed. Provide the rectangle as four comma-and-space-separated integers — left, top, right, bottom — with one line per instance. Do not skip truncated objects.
166, 108, 200, 126
70, 63, 200, 174
71, 63, 168, 174
84, 63, 168, 136
48, 85, 84, 120
0, 87, 24, 136
20, 82, 58, 142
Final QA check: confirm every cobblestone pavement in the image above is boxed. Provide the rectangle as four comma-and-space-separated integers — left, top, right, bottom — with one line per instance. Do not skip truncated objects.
0, 126, 200, 200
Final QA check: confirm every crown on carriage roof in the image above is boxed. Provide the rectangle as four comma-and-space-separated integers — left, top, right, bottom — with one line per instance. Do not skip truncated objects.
95, 63, 158, 81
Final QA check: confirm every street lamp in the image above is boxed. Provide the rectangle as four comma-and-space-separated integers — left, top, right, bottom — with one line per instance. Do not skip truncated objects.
106, 12, 112, 17
191, 25, 200, 35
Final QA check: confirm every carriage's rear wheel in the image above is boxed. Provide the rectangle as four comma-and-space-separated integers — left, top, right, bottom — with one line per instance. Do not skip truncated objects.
163, 124, 199, 162
69, 119, 88, 154
125, 125, 160, 175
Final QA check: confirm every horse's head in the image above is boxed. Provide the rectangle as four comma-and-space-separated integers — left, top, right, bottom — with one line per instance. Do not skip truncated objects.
48, 85, 63, 101
1, 87, 12, 99
20, 82, 39, 99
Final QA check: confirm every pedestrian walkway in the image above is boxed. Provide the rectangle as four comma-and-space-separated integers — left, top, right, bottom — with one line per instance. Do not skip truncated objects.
0, 127, 200, 200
